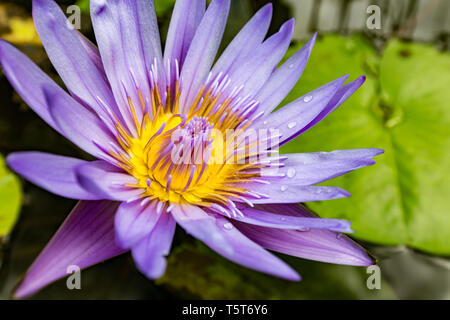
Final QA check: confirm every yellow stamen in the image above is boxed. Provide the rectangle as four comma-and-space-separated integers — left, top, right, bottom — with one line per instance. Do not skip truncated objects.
109, 82, 264, 208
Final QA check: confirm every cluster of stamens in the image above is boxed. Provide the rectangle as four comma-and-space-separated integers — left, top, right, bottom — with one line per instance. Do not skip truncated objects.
94, 59, 284, 216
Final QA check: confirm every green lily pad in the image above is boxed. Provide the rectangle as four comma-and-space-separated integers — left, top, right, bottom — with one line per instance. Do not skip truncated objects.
74, 0, 90, 14
0, 155, 22, 238
157, 241, 396, 299
281, 35, 450, 255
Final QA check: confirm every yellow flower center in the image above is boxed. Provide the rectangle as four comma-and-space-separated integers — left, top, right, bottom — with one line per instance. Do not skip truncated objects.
106, 82, 266, 208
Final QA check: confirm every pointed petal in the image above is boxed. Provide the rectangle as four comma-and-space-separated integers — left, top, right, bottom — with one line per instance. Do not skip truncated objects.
172, 204, 300, 280
91, 0, 164, 129
75, 31, 107, 80
76, 161, 141, 201
241, 184, 351, 204
14, 200, 125, 299
0, 40, 65, 132
6, 152, 101, 200
115, 200, 161, 249
43, 85, 116, 160
260, 149, 383, 186
253, 75, 349, 146
131, 211, 176, 279
179, 0, 230, 113
164, 0, 205, 77
235, 204, 374, 266
225, 19, 294, 99
32, 0, 119, 121
228, 206, 352, 233
293, 75, 366, 140
255, 33, 316, 114
211, 3, 272, 77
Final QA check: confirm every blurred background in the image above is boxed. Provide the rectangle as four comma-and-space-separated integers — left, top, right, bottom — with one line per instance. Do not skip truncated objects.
0, 0, 449, 299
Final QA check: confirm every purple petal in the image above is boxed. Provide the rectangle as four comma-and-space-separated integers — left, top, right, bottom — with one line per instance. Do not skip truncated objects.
0, 40, 65, 133
211, 3, 272, 77
14, 200, 125, 299
255, 33, 317, 114
131, 211, 176, 279
115, 200, 161, 249
291, 75, 366, 141
260, 149, 384, 186
179, 0, 230, 113
6, 152, 101, 200
227, 206, 353, 233
43, 85, 116, 160
164, 0, 205, 82
235, 204, 375, 266
76, 160, 141, 201
90, 0, 164, 130
172, 204, 300, 281
253, 75, 349, 146
225, 19, 294, 99
75, 31, 108, 81
172, 204, 232, 254
241, 184, 351, 204
32, 0, 119, 123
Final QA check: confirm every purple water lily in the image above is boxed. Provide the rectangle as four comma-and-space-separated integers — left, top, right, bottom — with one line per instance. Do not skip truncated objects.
0, 0, 383, 298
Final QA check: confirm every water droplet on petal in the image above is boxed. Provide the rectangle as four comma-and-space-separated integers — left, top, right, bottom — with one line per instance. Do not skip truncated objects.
287, 168, 296, 178
287, 121, 296, 129
303, 95, 313, 103
299, 227, 310, 232
280, 185, 288, 192
263, 120, 268, 125
223, 223, 233, 230
289, 64, 294, 69
336, 233, 343, 239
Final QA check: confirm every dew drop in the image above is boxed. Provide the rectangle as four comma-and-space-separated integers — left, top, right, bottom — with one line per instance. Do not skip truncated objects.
299, 227, 310, 232
289, 64, 294, 69
223, 223, 233, 230
287, 168, 296, 178
263, 120, 268, 125
303, 95, 313, 103
280, 185, 288, 192
287, 121, 296, 129
336, 233, 343, 239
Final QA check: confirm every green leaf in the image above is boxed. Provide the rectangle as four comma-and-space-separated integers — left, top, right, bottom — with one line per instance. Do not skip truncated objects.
154, 0, 176, 16
0, 154, 22, 237
281, 35, 450, 255
75, 0, 90, 14
157, 241, 396, 299
377, 40, 450, 254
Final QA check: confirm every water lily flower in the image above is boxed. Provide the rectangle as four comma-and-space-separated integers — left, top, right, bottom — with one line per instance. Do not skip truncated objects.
0, 0, 383, 298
